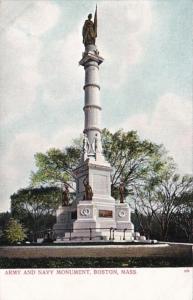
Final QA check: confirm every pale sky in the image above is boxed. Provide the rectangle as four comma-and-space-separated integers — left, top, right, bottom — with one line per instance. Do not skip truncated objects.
0, 0, 192, 212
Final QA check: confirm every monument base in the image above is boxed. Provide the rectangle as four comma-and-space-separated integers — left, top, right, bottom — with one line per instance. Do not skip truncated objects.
53, 157, 145, 242
53, 206, 75, 237
53, 200, 139, 242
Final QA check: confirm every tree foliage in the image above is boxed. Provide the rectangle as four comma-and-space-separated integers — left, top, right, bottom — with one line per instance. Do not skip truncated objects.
31, 129, 175, 200
4, 218, 26, 244
31, 147, 81, 190
11, 186, 62, 240
102, 129, 175, 198
174, 191, 193, 242
9, 129, 192, 242
132, 173, 193, 240
0, 212, 11, 230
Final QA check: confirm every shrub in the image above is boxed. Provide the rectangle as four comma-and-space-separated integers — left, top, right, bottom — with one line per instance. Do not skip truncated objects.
4, 218, 26, 244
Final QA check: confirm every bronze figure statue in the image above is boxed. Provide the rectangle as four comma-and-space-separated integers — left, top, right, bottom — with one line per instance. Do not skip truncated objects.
83, 177, 93, 200
62, 185, 70, 206
119, 182, 125, 203
82, 7, 97, 46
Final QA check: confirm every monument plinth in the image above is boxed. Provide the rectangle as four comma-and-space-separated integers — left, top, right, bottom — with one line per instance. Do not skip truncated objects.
53, 9, 135, 242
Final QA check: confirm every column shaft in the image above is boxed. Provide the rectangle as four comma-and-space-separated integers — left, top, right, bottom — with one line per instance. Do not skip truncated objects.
83, 61, 101, 144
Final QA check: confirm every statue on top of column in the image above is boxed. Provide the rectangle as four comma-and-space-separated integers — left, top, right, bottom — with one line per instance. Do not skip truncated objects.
82, 7, 97, 46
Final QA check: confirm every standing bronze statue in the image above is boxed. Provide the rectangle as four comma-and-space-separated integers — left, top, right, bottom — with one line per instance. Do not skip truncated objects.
62, 185, 70, 206
82, 7, 97, 46
83, 177, 93, 200
119, 182, 125, 203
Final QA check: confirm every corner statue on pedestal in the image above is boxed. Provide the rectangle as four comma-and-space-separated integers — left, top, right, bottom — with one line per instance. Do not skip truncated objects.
119, 182, 125, 203
82, 7, 97, 46
62, 185, 70, 206
83, 177, 93, 200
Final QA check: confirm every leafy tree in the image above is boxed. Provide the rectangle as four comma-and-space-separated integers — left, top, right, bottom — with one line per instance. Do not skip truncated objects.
12, 128, 191, 242
174, 191, 193, 242
31, 129, 174, 200
102, 129, 175, 198
132, 173, 193, 240
4, 218, 26, 244
11, 186, 62, 241
31, 147, 81, 190
0, 212, 11, 230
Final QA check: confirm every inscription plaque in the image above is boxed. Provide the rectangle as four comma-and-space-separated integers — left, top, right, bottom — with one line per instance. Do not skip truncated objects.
99, 210, 113, 218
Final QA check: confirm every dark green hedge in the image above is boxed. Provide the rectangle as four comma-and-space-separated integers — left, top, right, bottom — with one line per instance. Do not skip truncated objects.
0, 256, 192, 268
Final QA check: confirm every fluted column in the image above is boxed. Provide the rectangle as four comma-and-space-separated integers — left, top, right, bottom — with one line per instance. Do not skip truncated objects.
79, 45, 104, 160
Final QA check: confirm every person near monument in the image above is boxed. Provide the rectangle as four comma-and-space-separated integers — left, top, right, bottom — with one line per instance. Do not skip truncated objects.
119, 181, 125, 203
82, 9, 97, 46
83, 177, 93, 200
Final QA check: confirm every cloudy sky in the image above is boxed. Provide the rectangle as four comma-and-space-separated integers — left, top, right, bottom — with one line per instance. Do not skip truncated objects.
0, 0, 192, 212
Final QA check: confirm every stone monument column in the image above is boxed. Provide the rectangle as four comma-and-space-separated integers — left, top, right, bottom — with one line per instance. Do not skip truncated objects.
71, 10, 117, 236
54, 9, 135, 241
80, 45, 104, 160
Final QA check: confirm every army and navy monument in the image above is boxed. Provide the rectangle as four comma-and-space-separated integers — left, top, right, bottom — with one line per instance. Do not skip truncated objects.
53, 8, 145, 242
2, 7, 193, 271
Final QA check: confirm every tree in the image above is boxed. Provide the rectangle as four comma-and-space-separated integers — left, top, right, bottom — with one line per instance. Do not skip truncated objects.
174, 191, 193, 242
31, 146, 81, 190
31, 129, 174, 200
11, 186, 62, 241
102, 129, 175, 199
14, 128, 190, 242
4, 218, 26, 244
0, 212, 11, 230
132, 173, 193, 240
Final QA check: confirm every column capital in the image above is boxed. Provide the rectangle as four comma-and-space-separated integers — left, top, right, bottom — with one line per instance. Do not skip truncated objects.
79, 52, 104, 66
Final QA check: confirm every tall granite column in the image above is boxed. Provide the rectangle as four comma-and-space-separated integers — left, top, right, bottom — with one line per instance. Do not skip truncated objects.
54, 11, 135, 241
74, 43, 113, 205
79, 45, 104, 161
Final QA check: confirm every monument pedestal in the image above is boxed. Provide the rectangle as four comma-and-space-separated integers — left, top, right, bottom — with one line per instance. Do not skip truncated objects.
67, 157, 117, 240
53, 206, 76, 237
53, 147, 135, 241
115, 203, 134, 230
